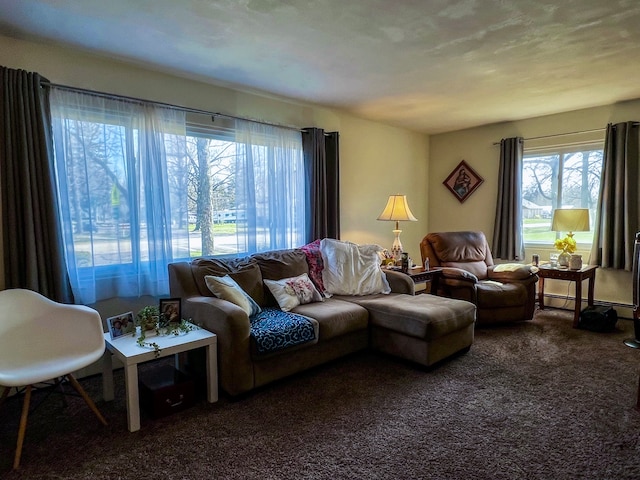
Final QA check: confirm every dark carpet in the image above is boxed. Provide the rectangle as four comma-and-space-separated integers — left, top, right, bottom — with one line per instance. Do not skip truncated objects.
2, 308, 640, 479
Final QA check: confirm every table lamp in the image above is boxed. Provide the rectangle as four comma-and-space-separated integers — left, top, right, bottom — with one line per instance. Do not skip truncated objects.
377, 194, 417, 261
551, 208, 590, 267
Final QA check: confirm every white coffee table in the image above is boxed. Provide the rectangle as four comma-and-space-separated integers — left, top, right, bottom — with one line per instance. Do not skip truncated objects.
102, 324, 217, 432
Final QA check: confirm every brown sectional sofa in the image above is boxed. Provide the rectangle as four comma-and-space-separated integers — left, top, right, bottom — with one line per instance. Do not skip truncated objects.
169, 247, 476, 396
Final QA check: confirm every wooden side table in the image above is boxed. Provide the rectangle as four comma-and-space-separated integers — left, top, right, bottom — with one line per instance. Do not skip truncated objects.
406, 267, 443, 294
537, 264, 598, 327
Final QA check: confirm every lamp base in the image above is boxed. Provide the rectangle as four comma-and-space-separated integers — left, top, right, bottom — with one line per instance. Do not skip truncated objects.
624, 317, 640, 348
391, 229, 403, 262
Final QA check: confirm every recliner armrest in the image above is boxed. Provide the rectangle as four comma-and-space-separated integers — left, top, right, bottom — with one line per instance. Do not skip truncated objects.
441, 267, 479, 284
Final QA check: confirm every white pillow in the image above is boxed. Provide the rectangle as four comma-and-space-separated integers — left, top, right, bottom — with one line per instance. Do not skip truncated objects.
204, 275, 262, 316
320, 238, 391, 296
263, 273, 324, 312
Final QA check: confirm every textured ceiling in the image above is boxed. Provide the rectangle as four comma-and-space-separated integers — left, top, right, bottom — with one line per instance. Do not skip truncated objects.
2, 0, 640, 133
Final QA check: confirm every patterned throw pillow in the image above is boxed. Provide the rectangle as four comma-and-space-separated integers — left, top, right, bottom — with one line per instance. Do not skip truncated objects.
300, 239, 326, 295
204, 275, 262, 316
263, 273, 324, 312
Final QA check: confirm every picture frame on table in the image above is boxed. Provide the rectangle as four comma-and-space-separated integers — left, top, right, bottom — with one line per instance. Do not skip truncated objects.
107, 311, 136, 340
159, 298, 181, 325
442, 160, 484, 203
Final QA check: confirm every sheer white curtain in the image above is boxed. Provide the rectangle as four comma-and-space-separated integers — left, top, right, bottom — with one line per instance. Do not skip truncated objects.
234, 119, 306, 252
50, 88, 188, 304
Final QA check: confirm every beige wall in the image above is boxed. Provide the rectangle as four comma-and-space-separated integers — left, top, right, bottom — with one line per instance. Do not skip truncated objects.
429, 100, 640, 313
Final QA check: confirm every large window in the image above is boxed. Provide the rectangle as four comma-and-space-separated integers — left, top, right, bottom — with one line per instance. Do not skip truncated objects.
522, 144, 603, 246
50, 88, 306, 303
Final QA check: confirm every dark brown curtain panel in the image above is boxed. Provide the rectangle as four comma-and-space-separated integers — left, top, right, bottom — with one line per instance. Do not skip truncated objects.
302, 128, 340, 242
492, 137, 524, 260
589, 121, 640, 270
0, 67, 73, 302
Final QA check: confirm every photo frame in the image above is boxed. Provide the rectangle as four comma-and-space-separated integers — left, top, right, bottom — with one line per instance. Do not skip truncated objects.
159, 298, 181, 325
107, 311, 135, 340
442, 160, 484, 203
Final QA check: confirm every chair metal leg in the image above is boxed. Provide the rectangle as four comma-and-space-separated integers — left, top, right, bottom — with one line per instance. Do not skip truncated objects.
65, 374, 108, 426
14, 385, 32, 470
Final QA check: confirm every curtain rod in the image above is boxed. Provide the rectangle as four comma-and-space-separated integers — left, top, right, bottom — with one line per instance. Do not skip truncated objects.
492, 127, 606, 146
41, 81, 309, 133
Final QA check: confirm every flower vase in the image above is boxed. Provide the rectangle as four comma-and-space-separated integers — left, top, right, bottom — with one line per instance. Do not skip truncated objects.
558, 251, 571, 267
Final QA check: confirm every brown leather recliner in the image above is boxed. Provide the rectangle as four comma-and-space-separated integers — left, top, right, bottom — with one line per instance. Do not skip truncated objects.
420, 231, 539, 325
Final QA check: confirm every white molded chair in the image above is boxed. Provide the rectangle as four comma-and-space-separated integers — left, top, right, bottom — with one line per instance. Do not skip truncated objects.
0, 289, 108, 470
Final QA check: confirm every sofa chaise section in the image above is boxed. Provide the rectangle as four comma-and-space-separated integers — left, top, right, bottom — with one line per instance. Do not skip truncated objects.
342, 293, 476, 367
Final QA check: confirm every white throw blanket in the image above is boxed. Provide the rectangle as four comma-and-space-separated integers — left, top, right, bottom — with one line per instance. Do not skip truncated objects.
320, 238, 391, 296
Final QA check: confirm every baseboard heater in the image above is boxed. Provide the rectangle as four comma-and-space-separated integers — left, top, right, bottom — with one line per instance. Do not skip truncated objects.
540, 293, 633, 320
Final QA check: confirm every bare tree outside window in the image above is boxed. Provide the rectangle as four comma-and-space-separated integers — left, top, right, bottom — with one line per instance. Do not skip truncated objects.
522, 147, 603, 245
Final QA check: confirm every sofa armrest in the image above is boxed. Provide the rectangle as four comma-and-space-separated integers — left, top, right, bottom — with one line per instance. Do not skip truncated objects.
168, 261, 201, 297
488, 263, 539, 281
384, 270, 415, 295
183, 296, 255, 396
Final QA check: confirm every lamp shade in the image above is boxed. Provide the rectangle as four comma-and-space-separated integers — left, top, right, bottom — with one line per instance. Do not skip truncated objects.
551, 208, 590, 233
377, 195, 418, 222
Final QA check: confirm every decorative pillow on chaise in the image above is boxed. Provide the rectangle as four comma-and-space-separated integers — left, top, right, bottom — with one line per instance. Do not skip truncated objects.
320, 238, 391, 296
205, 274, 262, 316
263, 273, 324, 312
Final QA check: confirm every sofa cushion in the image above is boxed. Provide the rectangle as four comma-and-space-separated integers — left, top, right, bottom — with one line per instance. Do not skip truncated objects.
253, 249, 309, 280
343, 293, 476, 340
204, 274, 262, 316
291, 298, 369, 341
253, 249, 309, 306
191, 257, 259, 296
228, 264, 265, 306
263, 273, 323, 312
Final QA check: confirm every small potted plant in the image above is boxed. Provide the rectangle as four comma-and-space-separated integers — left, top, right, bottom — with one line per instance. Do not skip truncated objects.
136, 305, 159, 332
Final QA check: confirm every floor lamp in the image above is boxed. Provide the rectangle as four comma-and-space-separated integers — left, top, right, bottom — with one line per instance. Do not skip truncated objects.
624, 232, 640, 349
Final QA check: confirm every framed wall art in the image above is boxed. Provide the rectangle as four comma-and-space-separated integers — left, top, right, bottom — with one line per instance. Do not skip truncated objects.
442, 160, 484, 203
